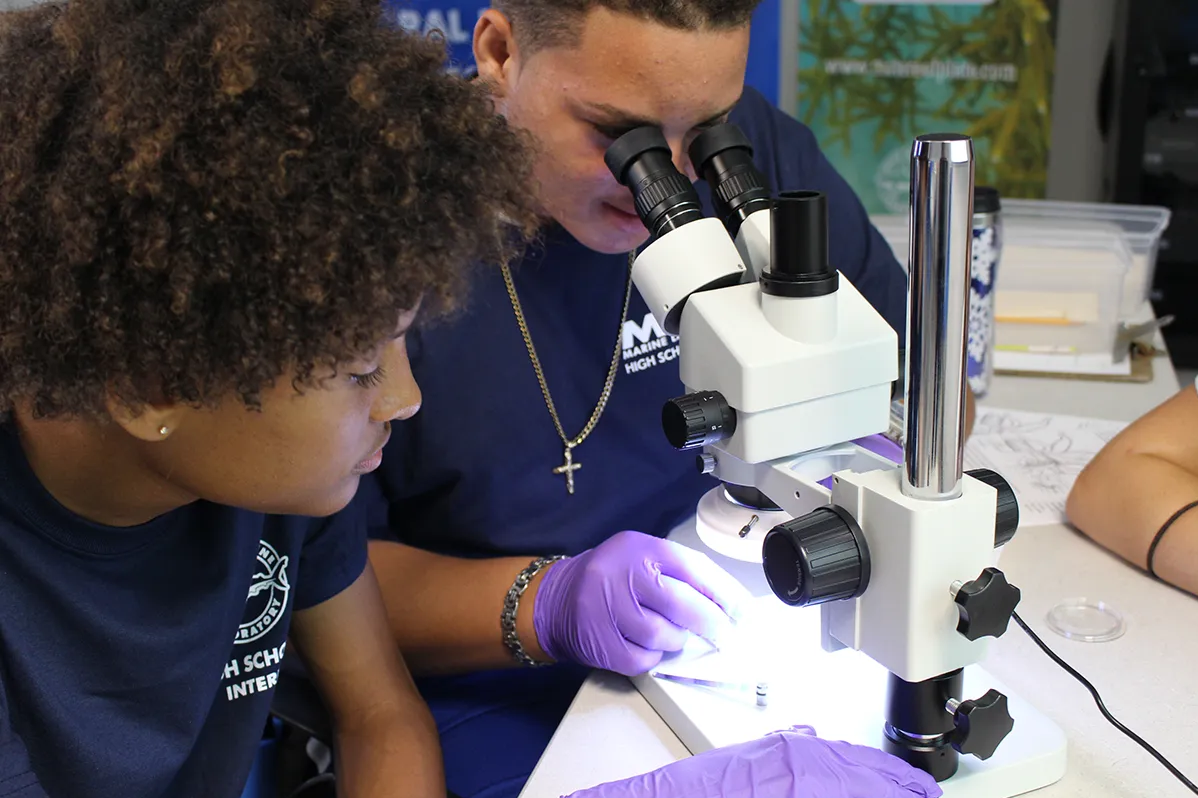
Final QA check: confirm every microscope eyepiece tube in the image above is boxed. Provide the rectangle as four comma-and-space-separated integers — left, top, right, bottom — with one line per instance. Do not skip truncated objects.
604, 126, 704, 238
688, 123, 772, 236
765, 191, 837, 297
902, 134, 974, 501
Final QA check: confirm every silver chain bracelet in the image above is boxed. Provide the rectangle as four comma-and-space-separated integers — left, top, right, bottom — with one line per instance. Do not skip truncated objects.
501, 555, 567, 668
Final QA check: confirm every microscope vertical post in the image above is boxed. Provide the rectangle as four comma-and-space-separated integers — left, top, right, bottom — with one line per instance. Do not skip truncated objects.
902, 134, 974, 501
880, 134, 978, 781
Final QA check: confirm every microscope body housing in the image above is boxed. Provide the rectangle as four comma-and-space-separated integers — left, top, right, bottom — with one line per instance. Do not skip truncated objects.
631, 194, 997, 686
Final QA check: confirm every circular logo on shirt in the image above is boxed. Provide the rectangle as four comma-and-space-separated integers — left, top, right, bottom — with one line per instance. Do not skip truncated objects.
235, 540, 291, 645
875, 146, 913, 214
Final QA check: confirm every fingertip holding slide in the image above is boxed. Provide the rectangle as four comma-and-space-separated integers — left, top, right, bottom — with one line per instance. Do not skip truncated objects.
628, 647, 665, 678
639, 574, 740, 647
654, 538, 753, 618
723, 594, 749, 625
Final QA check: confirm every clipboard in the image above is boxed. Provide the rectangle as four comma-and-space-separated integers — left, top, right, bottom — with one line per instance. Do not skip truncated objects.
993, 343, 1158, 383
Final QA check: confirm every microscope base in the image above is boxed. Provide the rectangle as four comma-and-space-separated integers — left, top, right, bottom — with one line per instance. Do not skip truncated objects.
633, 647, 1066, 797
633, 521, 1068, 798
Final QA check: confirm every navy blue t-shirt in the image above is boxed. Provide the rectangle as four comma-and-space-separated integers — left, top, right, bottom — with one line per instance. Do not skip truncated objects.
0, 425, 367, 798
367, 86, 907, 557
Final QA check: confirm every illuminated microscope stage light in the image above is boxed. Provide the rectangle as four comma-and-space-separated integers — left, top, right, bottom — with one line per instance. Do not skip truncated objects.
694, 443, 896, 564
632, 567, 1068, 798
693, 488, 789, 564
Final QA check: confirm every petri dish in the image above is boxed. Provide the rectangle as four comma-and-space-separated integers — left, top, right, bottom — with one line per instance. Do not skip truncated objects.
1046, 598, 1126, 643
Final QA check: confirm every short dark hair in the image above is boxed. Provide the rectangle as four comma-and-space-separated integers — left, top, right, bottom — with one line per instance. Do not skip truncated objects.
0, 0, 536, 418
495, 0, 761, 52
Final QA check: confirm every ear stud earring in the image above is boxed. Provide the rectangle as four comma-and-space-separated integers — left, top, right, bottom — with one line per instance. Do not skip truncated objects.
159, 426, 169, 436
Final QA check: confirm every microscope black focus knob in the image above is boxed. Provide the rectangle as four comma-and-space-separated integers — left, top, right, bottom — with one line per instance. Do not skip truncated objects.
953, 567, 1021, 641
948, 690, 1014, 760
662, 391, 737, 451
762, 506, 871, 607
966, 468, 1020, 548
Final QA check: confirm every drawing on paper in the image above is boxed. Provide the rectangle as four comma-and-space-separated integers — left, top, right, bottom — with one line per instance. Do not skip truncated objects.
963, 408, 1127, 528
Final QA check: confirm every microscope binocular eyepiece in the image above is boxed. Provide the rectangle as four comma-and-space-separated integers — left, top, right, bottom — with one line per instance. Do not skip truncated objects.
604, 127, 704, 239
604, 123, 778, 244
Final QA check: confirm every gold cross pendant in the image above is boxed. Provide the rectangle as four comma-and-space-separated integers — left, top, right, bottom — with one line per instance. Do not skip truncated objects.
553, 446, 581, 495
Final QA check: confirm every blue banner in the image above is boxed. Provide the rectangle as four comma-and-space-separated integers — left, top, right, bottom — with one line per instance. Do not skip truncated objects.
385, 0, 784, 102
746, 0, 780, 107
387, 2, 486, 75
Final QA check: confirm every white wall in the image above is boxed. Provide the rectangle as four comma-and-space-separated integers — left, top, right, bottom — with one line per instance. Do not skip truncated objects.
1045, 0, 1118, 201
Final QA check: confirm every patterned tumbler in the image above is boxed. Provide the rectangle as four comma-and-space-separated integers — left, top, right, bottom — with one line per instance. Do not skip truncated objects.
968, 186, 1002, 397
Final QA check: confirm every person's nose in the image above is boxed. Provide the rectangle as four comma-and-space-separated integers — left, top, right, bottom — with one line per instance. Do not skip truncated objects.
371, 338, 421, 423
669, 138, 698, 183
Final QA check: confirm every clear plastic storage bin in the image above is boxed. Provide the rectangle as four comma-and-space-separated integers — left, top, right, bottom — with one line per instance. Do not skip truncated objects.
992, 226, 1129, 355
868, 214, 1127, 355
1001, 199, 1170, 317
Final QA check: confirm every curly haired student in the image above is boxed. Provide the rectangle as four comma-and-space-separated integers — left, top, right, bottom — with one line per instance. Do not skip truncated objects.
0, 1, 533, 796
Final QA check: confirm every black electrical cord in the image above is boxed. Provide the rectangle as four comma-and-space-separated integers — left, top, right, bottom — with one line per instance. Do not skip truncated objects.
1013, 611, 1198, 794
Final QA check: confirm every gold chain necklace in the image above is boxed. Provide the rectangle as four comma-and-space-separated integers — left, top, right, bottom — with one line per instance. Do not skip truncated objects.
500, 251, 636, 495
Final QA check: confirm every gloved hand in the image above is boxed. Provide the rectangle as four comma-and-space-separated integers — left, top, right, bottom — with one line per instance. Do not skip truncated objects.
562, 727, 943, 798
533, 530, 749, 676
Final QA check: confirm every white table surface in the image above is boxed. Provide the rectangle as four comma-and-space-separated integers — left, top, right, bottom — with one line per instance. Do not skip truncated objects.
522, 342, 1197, 798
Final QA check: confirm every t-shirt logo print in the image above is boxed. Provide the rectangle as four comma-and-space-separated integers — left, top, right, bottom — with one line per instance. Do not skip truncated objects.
236, 540, 291, 645
621, 312, 680, 375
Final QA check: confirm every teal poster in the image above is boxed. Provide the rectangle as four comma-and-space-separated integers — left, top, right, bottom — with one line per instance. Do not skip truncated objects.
798, 0, 1058, 214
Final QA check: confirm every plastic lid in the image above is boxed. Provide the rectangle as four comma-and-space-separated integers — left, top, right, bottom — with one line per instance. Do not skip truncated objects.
1045, 598, 1126, 642
1001, 199, 1171, 239
974, 186, 1001, 214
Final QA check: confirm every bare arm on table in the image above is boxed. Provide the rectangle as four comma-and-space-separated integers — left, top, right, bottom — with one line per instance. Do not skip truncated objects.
1066, 382, 1198, 596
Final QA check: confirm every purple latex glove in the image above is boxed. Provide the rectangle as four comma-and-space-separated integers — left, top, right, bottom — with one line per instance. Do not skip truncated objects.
533, 530, 749, 676
563, 727, 943, 798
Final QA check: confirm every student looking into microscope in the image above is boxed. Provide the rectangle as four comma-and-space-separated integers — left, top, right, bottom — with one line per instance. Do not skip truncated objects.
360, 1, 976, 795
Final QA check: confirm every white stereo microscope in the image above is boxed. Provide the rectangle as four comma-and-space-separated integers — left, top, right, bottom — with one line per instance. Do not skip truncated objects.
603, 127, 1068, 795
